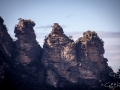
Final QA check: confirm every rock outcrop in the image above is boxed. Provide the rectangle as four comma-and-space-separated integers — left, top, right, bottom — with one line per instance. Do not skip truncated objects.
42, 23, 78, 87
0, 16, 115, 90
0, 17, 45, 90
42, 24, 113, 88
14, 18, 43, 65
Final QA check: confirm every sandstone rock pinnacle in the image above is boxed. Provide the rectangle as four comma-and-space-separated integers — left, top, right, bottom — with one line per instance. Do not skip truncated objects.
51, 23, 64, 35
0, 17, 115, 90
42, 24, 113, 87
14, 19, 42, 65
42, 23, 77, 87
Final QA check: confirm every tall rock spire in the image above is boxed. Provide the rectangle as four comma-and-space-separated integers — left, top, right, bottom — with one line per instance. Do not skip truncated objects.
14, 19, 42, 65
11, 19, 45, 90
51, 23, 64, 35
0, 17, 115, 89
42, 23, 78, 87
76, 30, 113, 84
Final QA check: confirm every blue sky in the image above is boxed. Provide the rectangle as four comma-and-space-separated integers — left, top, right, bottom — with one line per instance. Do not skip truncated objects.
0, 0, 120, 72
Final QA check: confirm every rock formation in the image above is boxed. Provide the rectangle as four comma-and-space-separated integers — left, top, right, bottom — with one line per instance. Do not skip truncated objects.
76, 31, 113, 85
42, 23, 78, 87
14, 18, 42, 65
0, 16, 14, 86
0, 17, 45, 90
10, 18, 45, 89
42, 24, 113, 88
0, 16, 116, 90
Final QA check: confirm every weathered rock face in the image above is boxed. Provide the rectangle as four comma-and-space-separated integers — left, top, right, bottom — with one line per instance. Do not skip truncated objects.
42, 24, 113, 87
14, 19, 42, 65
11, 19, 45, 89
0, 17, 45, 90
42, 23, 78, 87
76, 30, 113, 84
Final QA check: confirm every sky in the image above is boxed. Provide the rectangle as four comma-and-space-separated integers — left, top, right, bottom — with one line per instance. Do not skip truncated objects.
0, 0, 120, 72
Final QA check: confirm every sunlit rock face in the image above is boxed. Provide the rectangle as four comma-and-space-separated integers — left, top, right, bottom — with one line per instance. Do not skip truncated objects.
42, 23, 78, 87
42, 24, 113, 87
0, 16, 114, 89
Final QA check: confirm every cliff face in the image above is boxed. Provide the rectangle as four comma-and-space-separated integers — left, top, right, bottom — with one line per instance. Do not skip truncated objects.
0, 16, 14, 85
76, 31, 113, 85
14, 19, 42, 65
42, 24, 113, 87
76, 31, 111, 72
0, 16, 13, 57
11, 19, 45, 89
42, 23, 78, 87
0, 16, 115, 90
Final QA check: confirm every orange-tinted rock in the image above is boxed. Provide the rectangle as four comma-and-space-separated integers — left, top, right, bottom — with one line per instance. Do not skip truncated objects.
12, 18, 45, 89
